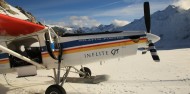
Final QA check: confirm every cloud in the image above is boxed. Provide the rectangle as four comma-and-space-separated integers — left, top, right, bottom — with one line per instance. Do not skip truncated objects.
173, 0, 190, 10
69, 16, 100, 27
52, 21, 66, 26
111, 19, 130, 26
46, 16, 101, 28
42, 19, 66, 27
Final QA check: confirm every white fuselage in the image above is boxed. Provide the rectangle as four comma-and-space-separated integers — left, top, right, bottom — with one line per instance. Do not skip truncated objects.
0, 30, 160, 73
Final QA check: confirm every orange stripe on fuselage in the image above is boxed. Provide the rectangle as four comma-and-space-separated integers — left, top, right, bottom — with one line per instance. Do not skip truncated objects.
41, 38, 148, 59
63, 38, 147, 54
0, 58, 9, 64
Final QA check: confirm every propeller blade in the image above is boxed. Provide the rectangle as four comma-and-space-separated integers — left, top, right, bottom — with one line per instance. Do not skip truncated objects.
144, 2, 151, 33
148, 42, 160, 62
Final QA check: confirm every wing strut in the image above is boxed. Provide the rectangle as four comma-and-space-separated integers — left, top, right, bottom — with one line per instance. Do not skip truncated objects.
0, 45, 45, 68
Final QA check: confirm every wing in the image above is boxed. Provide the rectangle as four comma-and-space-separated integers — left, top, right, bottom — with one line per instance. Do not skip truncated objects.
0, 14, 46, 74
0, 14, 45, 36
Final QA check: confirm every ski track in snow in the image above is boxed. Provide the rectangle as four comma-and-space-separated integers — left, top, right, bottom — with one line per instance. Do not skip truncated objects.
0, 48, 190, 94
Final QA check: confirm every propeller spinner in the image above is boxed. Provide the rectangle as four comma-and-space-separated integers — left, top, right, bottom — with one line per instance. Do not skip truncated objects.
144, 2, 160, 62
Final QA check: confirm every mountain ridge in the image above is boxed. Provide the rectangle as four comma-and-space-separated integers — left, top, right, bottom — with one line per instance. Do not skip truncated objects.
83, 5, 190, 49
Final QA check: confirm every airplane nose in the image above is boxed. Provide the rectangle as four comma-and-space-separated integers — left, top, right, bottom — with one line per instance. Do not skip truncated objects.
146, 33, 160, 43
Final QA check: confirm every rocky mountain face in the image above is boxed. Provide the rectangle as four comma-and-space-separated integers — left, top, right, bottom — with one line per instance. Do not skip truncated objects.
74, 24, 120, 33
0, 0, 38, 23
117, 5, 190, 49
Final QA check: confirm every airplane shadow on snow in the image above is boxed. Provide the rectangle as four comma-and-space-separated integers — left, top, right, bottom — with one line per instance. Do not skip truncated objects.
0, 84, 9, 94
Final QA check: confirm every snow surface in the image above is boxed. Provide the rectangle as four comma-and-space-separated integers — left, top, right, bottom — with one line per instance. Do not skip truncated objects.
0, 48, 190, 94
0, 2, 190, 94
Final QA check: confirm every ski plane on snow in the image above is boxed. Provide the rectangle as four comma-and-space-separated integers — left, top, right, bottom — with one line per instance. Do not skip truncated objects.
0, 2, 160, 94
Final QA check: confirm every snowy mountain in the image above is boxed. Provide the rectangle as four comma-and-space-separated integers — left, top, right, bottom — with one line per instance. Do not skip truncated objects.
0, 0, 40, 24
118, 5, 190, 49
66, 5, 190, 49
92, 24, 118, 32
77, 5, 190, 49
0, 0, 28, 20
75, 24, 120, 33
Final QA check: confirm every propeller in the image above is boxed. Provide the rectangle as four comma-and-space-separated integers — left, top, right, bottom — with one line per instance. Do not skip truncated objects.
144, 2, 160, 62
144, 2, 151, 33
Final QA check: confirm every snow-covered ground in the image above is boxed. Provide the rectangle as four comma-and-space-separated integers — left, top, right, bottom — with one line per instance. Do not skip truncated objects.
0, 48, 190, 94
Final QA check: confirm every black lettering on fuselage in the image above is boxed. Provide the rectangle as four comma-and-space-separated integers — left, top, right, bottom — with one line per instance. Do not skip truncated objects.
84, 51, 109, 58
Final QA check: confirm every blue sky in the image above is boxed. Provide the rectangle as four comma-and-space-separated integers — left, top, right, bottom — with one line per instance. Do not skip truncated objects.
7, 0, 177, 27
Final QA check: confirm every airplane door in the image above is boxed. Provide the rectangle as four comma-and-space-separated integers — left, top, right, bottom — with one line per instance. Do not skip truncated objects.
7, 36, 42, 68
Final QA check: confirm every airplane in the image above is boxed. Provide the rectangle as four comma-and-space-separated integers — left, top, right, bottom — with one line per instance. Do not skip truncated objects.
0, 2, 160, 94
